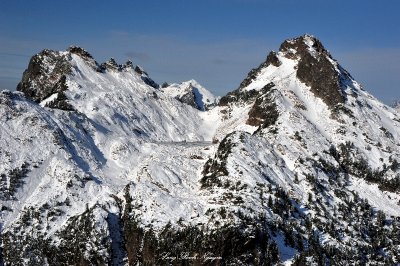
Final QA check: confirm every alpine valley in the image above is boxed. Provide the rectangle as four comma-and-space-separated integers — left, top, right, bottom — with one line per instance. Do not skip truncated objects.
1, 35, 400, 265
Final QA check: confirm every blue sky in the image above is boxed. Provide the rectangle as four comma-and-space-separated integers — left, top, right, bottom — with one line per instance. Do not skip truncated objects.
0, 0, 399, 104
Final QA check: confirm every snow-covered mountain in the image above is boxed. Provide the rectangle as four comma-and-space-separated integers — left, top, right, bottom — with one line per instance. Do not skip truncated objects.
161, 79, 218, 111
1, 35, 400, 265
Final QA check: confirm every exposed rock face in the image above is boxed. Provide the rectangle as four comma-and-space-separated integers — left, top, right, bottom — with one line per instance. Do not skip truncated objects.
131, 66, 158, 89
162, 80, 217, 111
218, 88, 259, 106
16, 46, 98, 111
297, 52, 345, 107
141, 76, 159, 89
246, 83, 278, 127
179, 88, 200, 110
279, 35, 331, 59
280, 35, 347, 107
44, 77, 74, 111
16, 49, 71, 103
100, 58, 120, 72
68, 46, 97, 68
175, 84, 215, 111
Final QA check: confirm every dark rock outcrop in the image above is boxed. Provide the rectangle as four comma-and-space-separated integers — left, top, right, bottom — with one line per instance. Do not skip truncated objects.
141, 76, 159, 89
246, 83, 279, 127
179, 89, 200, 110
174, 84, 210, 111
280, 35, 348, 107
122, 60, 134, 70
100, 58, 120, 72
219, 88, 259, 106
166, 82, 215, 111
297, 51, 345, 107
16, 49, 71, 103
68, 46, 96, 63
133, 66, 159, 89
279, 35, 331, 59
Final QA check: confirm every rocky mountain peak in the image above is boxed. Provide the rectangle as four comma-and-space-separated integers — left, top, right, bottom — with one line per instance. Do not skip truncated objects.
16, 49, 71, 105
291, 35, 348, 107
161, 79, 217, 111
122, 60, 134, 70
220, 34, 345, 107
278, 34, 358, 108
279, 34, 331, 59
100, 57, 120, 71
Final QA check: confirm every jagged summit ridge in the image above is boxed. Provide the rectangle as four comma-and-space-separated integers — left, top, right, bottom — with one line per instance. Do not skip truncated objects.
16, 46, 159, 110
67, 46, 97, 65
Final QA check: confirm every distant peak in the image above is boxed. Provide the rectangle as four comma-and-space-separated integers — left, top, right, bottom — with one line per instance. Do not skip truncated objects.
183, 79, 201, 89
187, 79, 198, 84
161, 79, 216, 111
